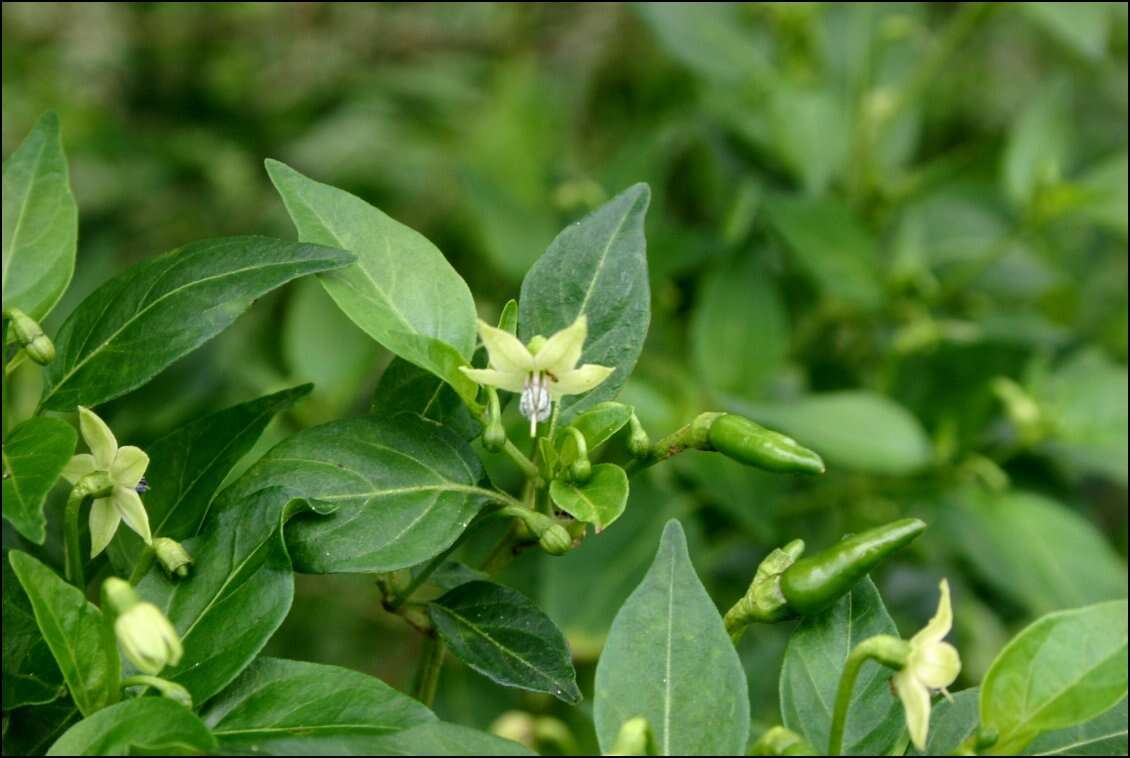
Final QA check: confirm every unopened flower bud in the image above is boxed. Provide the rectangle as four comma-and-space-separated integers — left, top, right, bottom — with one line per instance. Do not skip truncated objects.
538, 524, 572, 556
608, 717, 657, 756
103, 577, 182, 675
627, 414, 651, 459
152, 538, 193, 579
6, 307, 55, 365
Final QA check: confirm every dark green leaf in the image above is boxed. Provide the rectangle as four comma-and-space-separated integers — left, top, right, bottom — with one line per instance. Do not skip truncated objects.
106, 385, 313, 572
519, 184, 651, 420
373, 357, 479, 440
1, 701, 80, 756
46, 697, 216, 756
779, 578, 904, 755
2, 111, 78, 322
429, 580, 581, 704
8, 551, 119, 717
219, 414, 490, 574
2, 558, 65, 708
980, 600, 1128, 754
1023, 697, 1128, 756
594, 520, 750, 755
548, 463, 629, 532
136, 487, 334, 704
2, 416, 76, 543
202, 657, 435, 755
41, 236, 353, 410
266, 159, 479, 403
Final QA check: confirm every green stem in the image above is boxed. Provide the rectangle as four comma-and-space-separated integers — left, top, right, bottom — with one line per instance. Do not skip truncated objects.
128, 545, 156, 585
624, 413, 722, 476
4, 349, 27, 377
414, 635, 446, 708
828, 635, 907, 755
502, 439, 539, 479
64, 490, 88, 588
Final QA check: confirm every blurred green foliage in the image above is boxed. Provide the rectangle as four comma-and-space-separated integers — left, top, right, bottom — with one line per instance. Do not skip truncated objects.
4, 2, 1126, 745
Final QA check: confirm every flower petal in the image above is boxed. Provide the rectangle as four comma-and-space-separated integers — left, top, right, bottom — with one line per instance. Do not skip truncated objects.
477, 320, 534, 374
549, 363, 614, 398
913, 641, 961, 690
89, 498, 121, 558
111, 446, 149, 489
913, 579, 953, 646
78, 406, 118, 469
534, 316, 586, 375
61, 454, 98, 484
113, 486, 152, 545
459, 367, 527, 394
894, 669, 932, 751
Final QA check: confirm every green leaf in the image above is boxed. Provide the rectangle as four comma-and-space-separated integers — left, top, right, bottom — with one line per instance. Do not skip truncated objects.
2, 558, 65, 708
2, 416, 76, 543
107, 385, 313, 572
373, 357, 479, 441
634, 3, 769, 84
549, 463, 629, 532
7, 551, 119, 717
779, 578, 904, 755
202, 657, 435, 755
910, 687, 980, 756
2, 111, 78, 322
1, 701, 80, 756
1019, 3, 1112, 60
736, 391, 932, 475
556, 401, 633, 456
766, 195, 882, 308
690, 254, 789, 399
1077, 152, 1128, 236
219, 414, 490, 574
1022, 698, 1128, 756
1003, 84, 1071, 209
47, 697, 216, 756
355, 722, 535, 756
136, 487, 334, 704
947, 490, 1127, 616
266, 159, 479, 403
980, 600, 1128, 755
519, 183, 651, 420
41, 236, 353, 411
429, 580, 581, 704
594, 519, 750, 755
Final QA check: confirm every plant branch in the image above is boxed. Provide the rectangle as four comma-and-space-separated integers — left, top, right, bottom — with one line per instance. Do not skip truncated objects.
64, 489, 88, 588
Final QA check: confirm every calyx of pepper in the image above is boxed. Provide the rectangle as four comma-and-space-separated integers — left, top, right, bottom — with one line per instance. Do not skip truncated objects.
724, 538, 806, 638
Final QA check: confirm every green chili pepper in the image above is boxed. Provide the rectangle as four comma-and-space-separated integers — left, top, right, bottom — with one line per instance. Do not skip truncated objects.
779, 518, 926, 615
706, 414, 824, 475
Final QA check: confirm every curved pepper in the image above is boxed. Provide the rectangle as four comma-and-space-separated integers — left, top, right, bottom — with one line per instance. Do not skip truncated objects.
707, 414, 824, 475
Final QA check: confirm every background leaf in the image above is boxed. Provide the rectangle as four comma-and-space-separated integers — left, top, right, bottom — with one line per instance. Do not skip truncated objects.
46, 697, 216, 756
219, 413, 490, 574
41, 236, 353, 410
202, 657, 435, 755
980, 600, 1128, 754
8, 551, 118, 717
519, 183, 651, 420
429, 580, 581, 704
2, 416, 76, 543
2, 558, 65, 708
779, 578, 905, 755
2, 111, 77, 322
594, 519, 750, 755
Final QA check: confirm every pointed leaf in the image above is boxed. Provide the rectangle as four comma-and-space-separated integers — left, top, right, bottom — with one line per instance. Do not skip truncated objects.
519, 184, 651, 420
47, 697, 216, 756
594, 520, 750, 755
2, 558, 65, 708
2, 416, 76, 543
2, 111, 78, 322
549, 463, 629, 532
41, 236, 353, 410
428, 580, 581, 704
219, 414, 490, 574
373, 357, 478, 440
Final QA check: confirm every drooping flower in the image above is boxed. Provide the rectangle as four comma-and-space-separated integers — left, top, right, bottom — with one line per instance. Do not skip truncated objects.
103, 577, 182, 675
460, 316, 614, 436
61, 407, 152, 557
893, 579, 962, 751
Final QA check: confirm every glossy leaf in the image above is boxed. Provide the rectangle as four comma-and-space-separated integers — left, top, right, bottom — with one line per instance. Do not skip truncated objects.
2, 111, 77, 322
549, 463, 629, 532
556, 401, 633, 461
108, 384, 313, 571
737, 391, 932, 475
47, 697, 216, 756
429, 580, 580, 704
2, 558, 65, 708
266, 159, 479, 403
2, 416, 76, 543
594, 520, 749, 755
519, 183, 651, 420
202, 657, 435, 754
1023, 697, 1128, 756
373, 357, 479, 440
8, 551, 119, 717
980, 600, 1128, 755
779, 578, 904, 755
218, 414, 490, 574
136, 487, 334, 703
41, 236, 353, 410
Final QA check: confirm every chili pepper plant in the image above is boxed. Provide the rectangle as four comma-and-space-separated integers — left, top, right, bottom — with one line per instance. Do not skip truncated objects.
2, 106, 1126, 757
